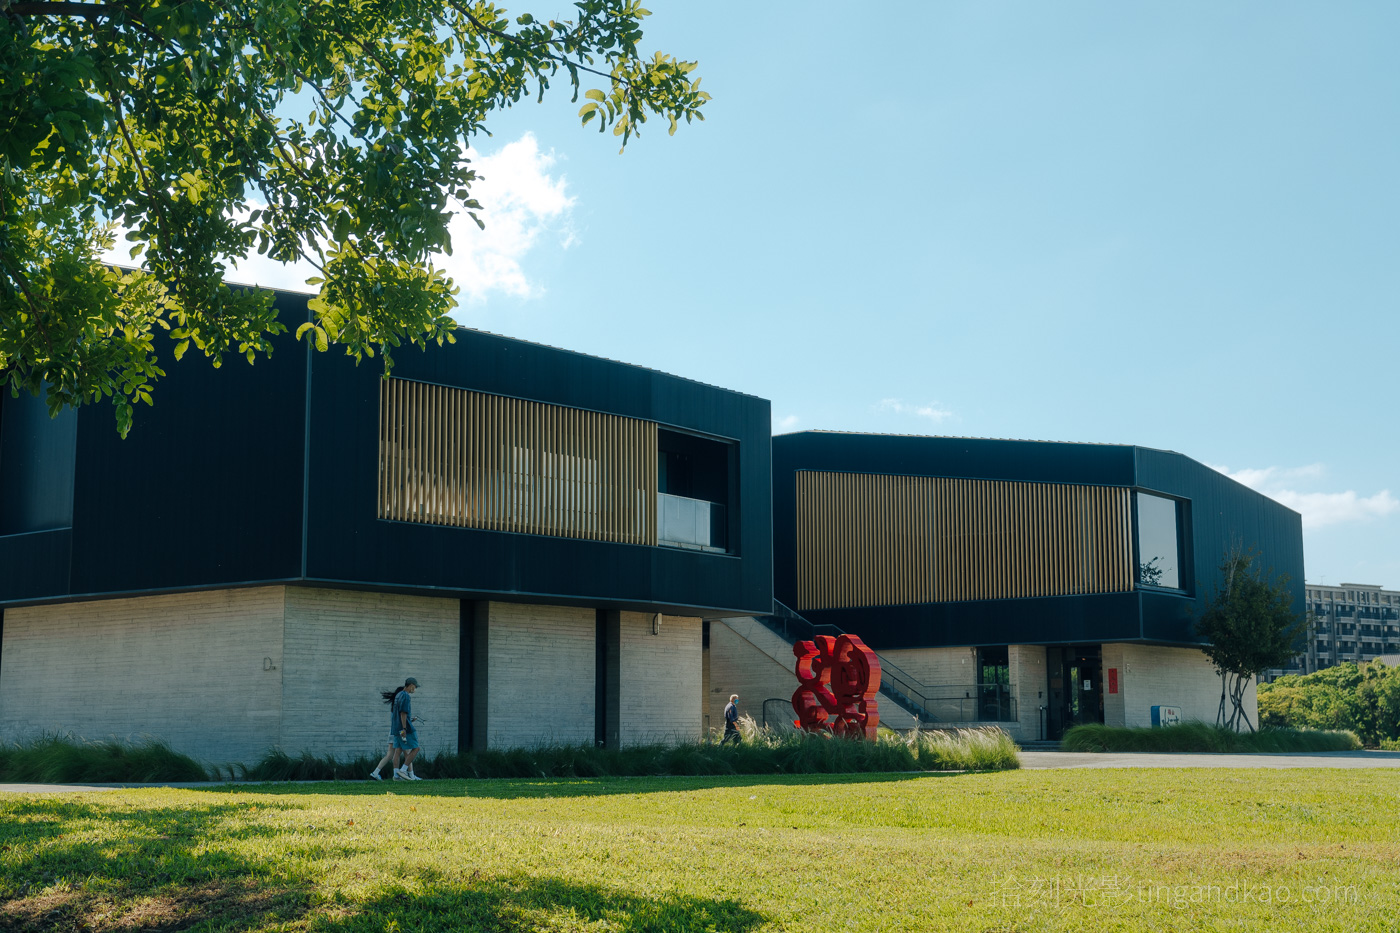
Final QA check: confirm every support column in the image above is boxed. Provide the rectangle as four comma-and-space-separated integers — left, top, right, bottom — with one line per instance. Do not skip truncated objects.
596, 609, 621, 748
1009, 645, 1047, 742
470, 600, 490, 750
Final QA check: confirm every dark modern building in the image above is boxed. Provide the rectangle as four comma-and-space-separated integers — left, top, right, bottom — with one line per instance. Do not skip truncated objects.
759, 431, 1305, 740
0, 290, 771, 762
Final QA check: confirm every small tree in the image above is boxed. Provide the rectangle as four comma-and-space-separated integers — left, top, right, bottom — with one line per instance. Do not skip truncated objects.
1194, 549, 1307, 732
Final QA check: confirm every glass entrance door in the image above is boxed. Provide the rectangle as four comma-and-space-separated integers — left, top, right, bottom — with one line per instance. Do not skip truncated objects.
1046, 646, 1104, 739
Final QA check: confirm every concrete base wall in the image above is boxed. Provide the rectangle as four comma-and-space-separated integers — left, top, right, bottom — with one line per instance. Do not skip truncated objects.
480, 601, 595, 749
281, 587, 460, 759
1009, 644, 1047, 742
0, 586, 460, 762
706, 618, 799, 735
1, 589, 715, 759
1102, 643, 1255, 730
878, 646, 977, 691
617, 612, 702, 746
877, 646, 981, 724
0, 588, 287, 762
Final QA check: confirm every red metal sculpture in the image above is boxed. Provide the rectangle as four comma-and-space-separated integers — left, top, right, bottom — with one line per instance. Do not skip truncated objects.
792, 633, 881, 739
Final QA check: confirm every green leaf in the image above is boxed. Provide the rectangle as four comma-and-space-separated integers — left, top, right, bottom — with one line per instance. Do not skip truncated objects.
0, 0, 706, 435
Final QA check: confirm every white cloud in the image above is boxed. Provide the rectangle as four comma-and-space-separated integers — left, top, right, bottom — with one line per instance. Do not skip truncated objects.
774, 414, 800, 432
100, 132, 575, 304
1211, 463, 1398, 530
448, 133, 575, 303
877, 398, 954, 424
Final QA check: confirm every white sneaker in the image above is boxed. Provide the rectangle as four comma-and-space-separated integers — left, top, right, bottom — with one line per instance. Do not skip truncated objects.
392, 768, 407, 781
369, 770, 383, 781
407, 771, 423, 781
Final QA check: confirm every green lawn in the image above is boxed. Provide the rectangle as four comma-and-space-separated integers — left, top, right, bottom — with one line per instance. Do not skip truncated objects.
2, 770, 1397, 932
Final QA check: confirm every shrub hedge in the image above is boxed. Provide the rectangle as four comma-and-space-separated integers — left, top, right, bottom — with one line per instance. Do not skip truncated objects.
1061, 721, 1361, 754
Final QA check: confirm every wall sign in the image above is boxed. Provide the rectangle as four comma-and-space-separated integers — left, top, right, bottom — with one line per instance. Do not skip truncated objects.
1151, 705, 1182, 727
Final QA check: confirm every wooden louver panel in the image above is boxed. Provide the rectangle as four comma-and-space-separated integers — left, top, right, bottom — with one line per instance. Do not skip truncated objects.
932, 477, 1132, 603
794, 471, 1133, 611
795, 472, 936, 610
378, 378, 658, 545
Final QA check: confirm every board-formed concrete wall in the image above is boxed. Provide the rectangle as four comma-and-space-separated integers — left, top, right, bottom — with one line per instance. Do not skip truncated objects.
0, 586, 463, 763
616, 612, 702, 746
1101, 643, 1254, 729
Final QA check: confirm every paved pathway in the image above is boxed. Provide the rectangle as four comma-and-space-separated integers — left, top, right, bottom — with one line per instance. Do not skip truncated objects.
0, 782, 223, 794
4, 751, 1400, 792
1019, 749, 1400, 769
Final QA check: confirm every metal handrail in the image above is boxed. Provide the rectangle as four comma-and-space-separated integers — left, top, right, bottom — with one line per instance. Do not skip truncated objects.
759, 601, 1018, 724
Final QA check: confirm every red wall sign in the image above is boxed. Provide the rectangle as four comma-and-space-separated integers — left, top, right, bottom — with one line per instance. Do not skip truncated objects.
1108, 667, 1119, 695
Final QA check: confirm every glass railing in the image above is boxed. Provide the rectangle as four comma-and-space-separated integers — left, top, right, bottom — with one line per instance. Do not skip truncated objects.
657, 493, 727, 551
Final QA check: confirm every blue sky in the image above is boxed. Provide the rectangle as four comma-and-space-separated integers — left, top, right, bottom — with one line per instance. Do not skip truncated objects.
235, 3, 1400, 588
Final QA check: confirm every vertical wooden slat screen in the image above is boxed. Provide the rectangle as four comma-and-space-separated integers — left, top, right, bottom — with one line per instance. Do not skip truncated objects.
932, 477, 1131, 602
795, 471, 936, 610
795, 470, 1134, 611
378, 378, 658, 545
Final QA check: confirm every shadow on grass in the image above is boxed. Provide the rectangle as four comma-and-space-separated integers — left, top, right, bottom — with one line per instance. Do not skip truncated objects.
0, 797, 313, 931
305, 875, 765, 933
0, 797, 766, 932
192, 769, 965, 800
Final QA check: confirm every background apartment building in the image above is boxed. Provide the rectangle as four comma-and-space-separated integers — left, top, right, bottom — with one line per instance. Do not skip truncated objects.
1266, 583, 1400, 679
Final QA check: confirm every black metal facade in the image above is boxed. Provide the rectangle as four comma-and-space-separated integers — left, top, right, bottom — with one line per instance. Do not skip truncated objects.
773, 431, 1305, 650
0, 290, 772, 617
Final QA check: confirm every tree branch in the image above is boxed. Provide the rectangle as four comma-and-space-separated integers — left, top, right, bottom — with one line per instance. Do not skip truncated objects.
5, 2, 125, 19
447, 0, 635, 89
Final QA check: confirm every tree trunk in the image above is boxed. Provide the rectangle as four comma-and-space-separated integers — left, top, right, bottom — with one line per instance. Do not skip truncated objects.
1223, 673, 1255, 733
1216, 671, 1228, 727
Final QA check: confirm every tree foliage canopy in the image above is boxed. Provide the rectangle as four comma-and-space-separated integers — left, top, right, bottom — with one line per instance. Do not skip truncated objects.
1, 0, 707, 433
1194, 549, 1307, 731
1259, 661, 1400, 747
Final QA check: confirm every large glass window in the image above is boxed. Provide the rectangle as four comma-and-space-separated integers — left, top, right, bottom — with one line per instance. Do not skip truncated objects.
1135, 492, 1182, 589
657, 428, 733, 552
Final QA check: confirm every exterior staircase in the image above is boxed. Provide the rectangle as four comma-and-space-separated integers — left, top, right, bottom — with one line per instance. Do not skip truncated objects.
723, 600, 945, 728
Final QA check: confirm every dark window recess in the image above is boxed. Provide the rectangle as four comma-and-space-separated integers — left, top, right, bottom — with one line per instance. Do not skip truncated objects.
976, 646, 1012, 722
0, 390, 78, 535
657, 428, 733, 552
1135, 491, 1185, 591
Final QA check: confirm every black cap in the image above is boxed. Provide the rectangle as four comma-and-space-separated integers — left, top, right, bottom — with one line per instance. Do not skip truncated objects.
405, 677, 420, 687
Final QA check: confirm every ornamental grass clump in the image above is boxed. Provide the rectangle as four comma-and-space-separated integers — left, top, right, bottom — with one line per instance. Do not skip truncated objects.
915, 727, 1022, 771
1061, 721, 1361, 754
238, 721, 1020, 782
0, 734, 209, 783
